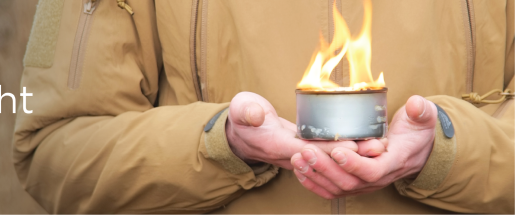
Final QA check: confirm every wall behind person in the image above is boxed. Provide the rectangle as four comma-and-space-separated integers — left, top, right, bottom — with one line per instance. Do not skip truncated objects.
0, 0, 46, 213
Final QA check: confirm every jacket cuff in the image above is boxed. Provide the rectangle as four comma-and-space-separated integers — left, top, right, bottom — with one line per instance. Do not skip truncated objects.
395, 108, 457, 194
204, 108, 274, 177
204, 109, 252, 174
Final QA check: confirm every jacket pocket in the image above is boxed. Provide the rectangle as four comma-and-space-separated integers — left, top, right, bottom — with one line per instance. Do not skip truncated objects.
68, 0, 98, 89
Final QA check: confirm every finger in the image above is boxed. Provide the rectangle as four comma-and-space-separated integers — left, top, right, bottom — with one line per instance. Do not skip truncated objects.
294, 168, 383, 198
293, 169, 337, 200
272, 135, 358, 160
388, 106, 405, 128
331, 147, 395, 183
405, 95, 437, 128
272, 131, 358, 160
235, 101, 265, 127
301, 145, 364, 191
291, 153, 343, 195
311, 140, 358, 153
229, 92, 270, 127
276, 159, 294, 170
379, 138, 389, 150
356, 139, 386, 157
279, 117, 297, 132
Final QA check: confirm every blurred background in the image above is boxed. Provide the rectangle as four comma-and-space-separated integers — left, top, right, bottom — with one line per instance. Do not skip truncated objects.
0, 0, 47, 213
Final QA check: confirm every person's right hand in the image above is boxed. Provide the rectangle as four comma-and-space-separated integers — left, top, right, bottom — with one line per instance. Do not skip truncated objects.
226, 92, 386, 169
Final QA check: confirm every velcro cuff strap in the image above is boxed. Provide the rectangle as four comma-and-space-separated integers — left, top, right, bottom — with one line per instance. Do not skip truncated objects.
204, 109, 253, 175
396, 117, 457, 191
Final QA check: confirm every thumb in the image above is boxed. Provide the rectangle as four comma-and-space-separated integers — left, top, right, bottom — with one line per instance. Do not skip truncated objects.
405, 95, 436, 125
229, 93, 266, 127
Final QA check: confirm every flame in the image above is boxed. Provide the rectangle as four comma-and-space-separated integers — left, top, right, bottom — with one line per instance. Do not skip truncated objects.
376, 71, 385, 86
297, 0, 385, 91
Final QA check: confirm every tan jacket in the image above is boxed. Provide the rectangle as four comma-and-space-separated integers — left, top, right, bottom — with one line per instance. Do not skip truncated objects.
14, 0, 514, 213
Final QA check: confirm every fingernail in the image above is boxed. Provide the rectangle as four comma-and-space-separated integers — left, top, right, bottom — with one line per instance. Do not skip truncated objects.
365, 150, 380, 157
418, 97, 426, 118
244, 106, 252, 124
379, 138, 389, 148
301, 149, 317, 165
331, 151, 346, 166
295, 170, 307, 182
293, 159, 309, 173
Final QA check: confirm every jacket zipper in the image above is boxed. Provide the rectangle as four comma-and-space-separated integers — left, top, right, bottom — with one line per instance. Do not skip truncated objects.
68, 0, 98, 89
463, 0, 476, 93
190, 0, 203, 101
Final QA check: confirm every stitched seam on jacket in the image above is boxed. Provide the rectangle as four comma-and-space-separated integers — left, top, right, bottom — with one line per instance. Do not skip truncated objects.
23, 0, 65, 68
461, 0, 476, 93
189, 0, 203, 101
467, 0, 476, 92
331, 199, 338, 214
200, 0, 209, 102
338, 197, 346, 214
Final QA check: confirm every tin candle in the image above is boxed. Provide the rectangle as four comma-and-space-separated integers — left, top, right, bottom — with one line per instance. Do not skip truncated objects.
296, 87, 388, 141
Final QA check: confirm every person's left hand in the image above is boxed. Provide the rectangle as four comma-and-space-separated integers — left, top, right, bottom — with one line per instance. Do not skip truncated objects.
290, 95, 437, 199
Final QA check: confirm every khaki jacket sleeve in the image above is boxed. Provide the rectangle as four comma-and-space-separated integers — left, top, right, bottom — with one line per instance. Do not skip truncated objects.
14, 1, 276, 213
395, 3, 514, 213
395, 94, 514, 213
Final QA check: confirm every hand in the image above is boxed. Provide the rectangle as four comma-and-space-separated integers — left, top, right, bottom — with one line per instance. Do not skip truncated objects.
226, 92, 388, 169
291, 95, 437, 199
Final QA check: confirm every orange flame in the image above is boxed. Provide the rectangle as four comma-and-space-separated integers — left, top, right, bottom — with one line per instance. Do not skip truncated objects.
297, 0, 385, 91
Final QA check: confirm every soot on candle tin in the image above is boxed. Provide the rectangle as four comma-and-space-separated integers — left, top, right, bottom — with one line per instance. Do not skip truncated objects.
296, 87, 388, 141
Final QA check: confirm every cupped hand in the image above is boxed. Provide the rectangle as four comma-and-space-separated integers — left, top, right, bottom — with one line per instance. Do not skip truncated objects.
226, 92, 387, 170
291, 95, 437, 199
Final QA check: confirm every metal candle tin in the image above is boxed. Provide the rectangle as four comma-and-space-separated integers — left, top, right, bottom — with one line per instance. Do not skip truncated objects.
296, 88, 388, 141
